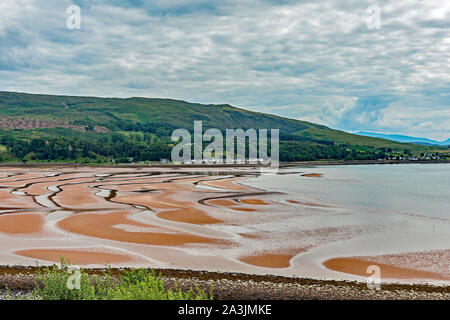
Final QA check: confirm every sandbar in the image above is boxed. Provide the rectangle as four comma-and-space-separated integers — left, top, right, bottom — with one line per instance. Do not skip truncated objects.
15, 248, 133, 265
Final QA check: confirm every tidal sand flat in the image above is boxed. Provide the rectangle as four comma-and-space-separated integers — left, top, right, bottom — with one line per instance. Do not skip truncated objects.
0, 164, 449, 286
15, 248, 135, 265
323, 251, 450, 281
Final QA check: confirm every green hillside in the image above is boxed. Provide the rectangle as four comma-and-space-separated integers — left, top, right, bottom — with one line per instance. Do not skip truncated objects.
0, 91, 446, 164
0, 91, 324, 133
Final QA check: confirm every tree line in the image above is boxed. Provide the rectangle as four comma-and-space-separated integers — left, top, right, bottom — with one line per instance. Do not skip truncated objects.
0, 129, 390, 163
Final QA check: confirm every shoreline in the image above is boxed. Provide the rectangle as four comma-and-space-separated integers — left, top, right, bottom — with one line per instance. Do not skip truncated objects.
0, 265, 449, 300
0, 166, 448, 288
0, 159, 448, 169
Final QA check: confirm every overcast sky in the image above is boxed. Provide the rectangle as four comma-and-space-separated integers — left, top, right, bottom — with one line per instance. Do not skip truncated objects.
0, 0, 449, 140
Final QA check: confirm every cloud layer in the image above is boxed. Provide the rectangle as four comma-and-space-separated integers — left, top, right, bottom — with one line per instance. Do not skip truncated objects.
0, 0, 449, 140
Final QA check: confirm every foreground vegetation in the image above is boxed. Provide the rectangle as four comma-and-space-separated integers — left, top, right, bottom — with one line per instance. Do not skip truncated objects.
28, 261, 213, 300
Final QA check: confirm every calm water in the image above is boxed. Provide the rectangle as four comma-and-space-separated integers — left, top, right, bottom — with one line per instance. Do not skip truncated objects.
245, 163, 450, 220
241, 163, 450, 283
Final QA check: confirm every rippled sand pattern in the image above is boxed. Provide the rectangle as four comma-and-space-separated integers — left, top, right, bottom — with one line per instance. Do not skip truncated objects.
324, 250, 450, 281
0, 168, 276, 267
0, 167, 448, 284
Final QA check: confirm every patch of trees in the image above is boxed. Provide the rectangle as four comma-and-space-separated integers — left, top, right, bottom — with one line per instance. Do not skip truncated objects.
279, 142, 387, 161
111, 120, 178, 137
0, 130, 390, 164
0, 132, 171, 163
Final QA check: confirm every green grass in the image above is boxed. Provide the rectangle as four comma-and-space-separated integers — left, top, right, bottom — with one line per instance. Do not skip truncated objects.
32, 260, 213, 300
0, 91, 316, 133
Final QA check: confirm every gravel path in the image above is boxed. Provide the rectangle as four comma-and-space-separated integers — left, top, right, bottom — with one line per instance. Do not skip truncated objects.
0, 266, 448, 300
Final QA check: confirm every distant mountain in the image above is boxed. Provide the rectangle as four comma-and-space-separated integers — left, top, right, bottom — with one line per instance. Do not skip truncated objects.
356, 131, 450, 146
0, 91, 422, 150
0, 91, 442, 164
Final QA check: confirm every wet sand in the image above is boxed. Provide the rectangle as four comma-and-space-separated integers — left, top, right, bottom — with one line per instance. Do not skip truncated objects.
240, 248, 311, 268
239, 199, 270, 205
301, 173, 323, 178
19, 173, 88, 196
52, 183, 115, 209
230, 207, 257, 212
157, 207, 223, 224
114, 190, 223, 224
206, 197, 267, 213
57, 210, 223, 246
324, 250, 450, 281
199, 177, 250, 191
0, 189, 39, 209
0, 167, 448, 286
286, 199, 330, 207
15, 249, 134, 265
0, 213, 44, 234
0, 173, 45, 184
207, 199, 238, 207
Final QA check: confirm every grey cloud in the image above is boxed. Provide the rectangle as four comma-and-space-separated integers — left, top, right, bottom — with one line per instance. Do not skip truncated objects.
0, 0, 448, 139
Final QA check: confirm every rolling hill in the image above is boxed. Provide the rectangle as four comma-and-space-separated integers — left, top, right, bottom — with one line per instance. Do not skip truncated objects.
0, 91, 446, 163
